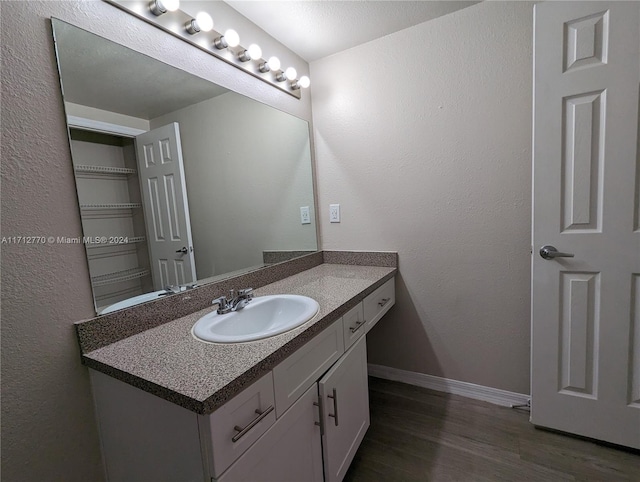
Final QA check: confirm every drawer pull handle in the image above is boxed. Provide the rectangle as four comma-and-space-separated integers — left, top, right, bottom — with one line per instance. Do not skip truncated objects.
378, 297, 391, 307
327, 388, 339, 426
349, 320, 365, 333
232, 405, 274, 443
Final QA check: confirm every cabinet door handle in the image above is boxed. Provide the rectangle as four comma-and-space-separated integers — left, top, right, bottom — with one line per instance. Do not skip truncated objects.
232, 405, 274, 443
378, 297, 391, 307
327, 388, 339, 426
349, 320, 365, 333
313, 397, 325, 436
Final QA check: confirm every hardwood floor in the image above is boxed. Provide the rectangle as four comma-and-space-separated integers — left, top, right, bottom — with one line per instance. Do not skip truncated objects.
344, 377, 640, 481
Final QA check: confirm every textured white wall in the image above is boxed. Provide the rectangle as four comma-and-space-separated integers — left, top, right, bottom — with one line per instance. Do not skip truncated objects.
1, 1, 311, 480
150, 92, 316, 277
311, 1, 534, 394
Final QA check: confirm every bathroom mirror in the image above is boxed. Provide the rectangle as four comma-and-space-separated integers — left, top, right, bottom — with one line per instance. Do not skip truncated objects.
51, 19, 317, 315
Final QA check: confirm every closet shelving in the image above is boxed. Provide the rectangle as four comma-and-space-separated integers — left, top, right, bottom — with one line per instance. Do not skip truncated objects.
80, 203, 143, 211
75, 165, 137, 175
70, 127, 153, 309
91, 267, 151, 287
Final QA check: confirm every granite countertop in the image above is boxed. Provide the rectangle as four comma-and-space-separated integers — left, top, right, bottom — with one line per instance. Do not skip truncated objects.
83, 263, 396, 414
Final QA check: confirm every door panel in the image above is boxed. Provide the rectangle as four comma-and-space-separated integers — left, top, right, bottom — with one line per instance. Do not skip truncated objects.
561, 90, 604, 232
630, 275, 640, 407
532, 1, 640, 448
558, 271, 599, 397
319, 335, 369, 482
136, 123, 196, 289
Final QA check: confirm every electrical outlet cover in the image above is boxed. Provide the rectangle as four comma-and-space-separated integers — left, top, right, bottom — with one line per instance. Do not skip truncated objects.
329, 204, 340, 223
300, 206, 311, 224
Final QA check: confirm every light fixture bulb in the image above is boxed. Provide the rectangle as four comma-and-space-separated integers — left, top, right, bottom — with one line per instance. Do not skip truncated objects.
195, 12, 213, 32
225, 29, 240, 48
149, 0, 179, 15
163, 0, 180, 11
214, 28, 239, 50
267, 56, 281, 71
291, 75, 311, 90
260, 56, 281, 74
240, 43, 262, 62
285, 67, 297, 81
298, 76, 311, 89
186, 11, 213, 34
247, 44, 262, 60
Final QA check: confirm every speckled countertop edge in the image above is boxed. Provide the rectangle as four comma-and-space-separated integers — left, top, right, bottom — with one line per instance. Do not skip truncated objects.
82, 264, 397, 414
75, 251, 398, 353
75, 251, 324, 353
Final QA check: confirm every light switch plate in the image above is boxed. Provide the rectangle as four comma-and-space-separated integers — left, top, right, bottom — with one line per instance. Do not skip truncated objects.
300, 206, 311, 224
330, 204, 340, 223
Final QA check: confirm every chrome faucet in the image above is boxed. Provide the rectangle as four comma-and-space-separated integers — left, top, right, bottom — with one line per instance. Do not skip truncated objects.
232, 288, 254, 311
162, 283, 198, 295
212, 288, 254, 314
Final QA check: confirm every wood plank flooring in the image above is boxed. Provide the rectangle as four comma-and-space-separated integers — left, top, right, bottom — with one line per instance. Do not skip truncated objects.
344, 377, 640, 481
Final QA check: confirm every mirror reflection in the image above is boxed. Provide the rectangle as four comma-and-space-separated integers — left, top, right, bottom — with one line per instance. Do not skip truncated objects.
52, 19, 317, 315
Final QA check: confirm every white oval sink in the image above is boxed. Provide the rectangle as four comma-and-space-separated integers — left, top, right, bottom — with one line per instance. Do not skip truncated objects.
192, 295, 320, 343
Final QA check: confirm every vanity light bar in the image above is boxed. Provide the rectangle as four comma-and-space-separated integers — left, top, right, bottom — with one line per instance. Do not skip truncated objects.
103, 0, 309, 99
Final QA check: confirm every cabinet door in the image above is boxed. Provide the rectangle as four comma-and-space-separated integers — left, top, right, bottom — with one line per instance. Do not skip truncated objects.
319, 336, 370, 482
217, 384, 323, 482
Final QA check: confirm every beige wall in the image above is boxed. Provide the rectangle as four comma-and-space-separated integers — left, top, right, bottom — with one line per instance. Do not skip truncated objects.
0, 1, 311, 480
3, 1, 535, 479
150, 92, 316, 277
311, 1, 534, 394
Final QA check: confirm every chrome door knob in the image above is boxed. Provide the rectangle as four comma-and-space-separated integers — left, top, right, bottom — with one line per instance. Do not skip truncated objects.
176, 246, 188, 254
539, 245, 575, 260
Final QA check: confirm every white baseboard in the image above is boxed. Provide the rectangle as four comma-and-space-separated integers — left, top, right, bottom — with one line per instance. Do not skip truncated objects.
367, 363, 530, 408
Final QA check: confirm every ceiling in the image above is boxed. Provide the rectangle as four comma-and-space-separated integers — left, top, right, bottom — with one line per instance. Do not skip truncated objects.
53, 20, 228, 120
225, 1, 481, 62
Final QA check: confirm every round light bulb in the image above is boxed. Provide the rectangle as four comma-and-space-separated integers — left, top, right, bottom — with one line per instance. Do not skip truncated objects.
267, 56, 281, 71
285, 67, 297, 81
195, 12, 213, 32
298, 76, 311, 89
162, 0, 180, 11
247, 44, 262, 60
224, 29, 240, 47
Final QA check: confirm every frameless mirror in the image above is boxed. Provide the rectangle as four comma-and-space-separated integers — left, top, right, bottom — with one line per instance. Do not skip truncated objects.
51, 19, 317, 316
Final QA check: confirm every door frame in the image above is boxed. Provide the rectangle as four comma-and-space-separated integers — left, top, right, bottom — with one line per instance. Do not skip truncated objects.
66, 115, 146, 138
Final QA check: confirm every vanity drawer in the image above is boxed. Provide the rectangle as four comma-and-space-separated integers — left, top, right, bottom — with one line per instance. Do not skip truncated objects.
203, 372, 276, 478
342, 302, 365, 349
364, 277, 395, 333
273, 318, 345, 417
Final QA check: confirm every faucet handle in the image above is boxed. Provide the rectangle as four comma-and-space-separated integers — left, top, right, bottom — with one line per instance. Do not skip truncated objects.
212, 295, 227, 305
212, 296, 231, 314
238, 288, 253, 298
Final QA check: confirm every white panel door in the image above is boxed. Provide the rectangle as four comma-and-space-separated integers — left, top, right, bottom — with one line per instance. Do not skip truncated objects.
532, 1, 640, 448
136, 123, 197, 289
319, 335, 370, 482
